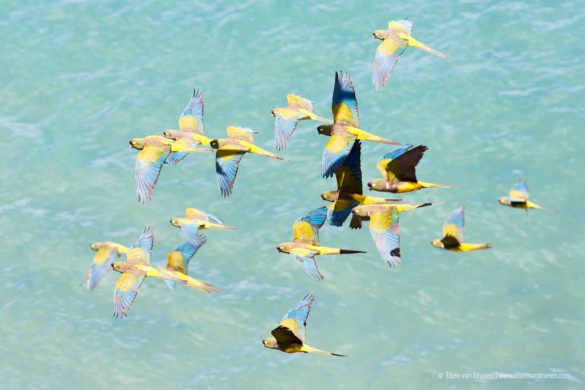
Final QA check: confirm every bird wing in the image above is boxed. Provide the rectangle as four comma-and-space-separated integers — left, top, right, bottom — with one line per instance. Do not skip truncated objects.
281, 293, 315, 342
295, 255, 324, 282
287, 94, 313, 111
368, 208, 401, 267
167, 237, 207, 274
328, 198, 359, 228
271, 324, 303, 351
292, 221, 318, 245
388, 19, 413, 35
132, 226, 154, 255
386, 145, 428, 182
226, 126, 255, 143
135, 146, 170, 204
442, 206, 464, 242
331, 71, 359, 127
509, 180, 529, 201
373, 36, 407, 90
297, 207, 328, 244
336, 140, 362, 194
215, 150, 246, 197
274, 113, 304, 151
126, 247, 149, 265
113, 270, 145, 318
179, 89, 204, 134
322, 133, 357, 178
86, 246, 118, 291
186, 208, 224, 224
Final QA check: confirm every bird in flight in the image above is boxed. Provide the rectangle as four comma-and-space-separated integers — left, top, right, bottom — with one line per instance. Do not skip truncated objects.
431, 206, 491, 251
498, 180, 544, 210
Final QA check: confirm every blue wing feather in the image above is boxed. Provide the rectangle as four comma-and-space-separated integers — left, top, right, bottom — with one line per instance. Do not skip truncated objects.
215, 151, 246, 197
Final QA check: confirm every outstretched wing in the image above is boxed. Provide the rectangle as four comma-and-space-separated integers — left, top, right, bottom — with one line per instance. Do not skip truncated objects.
388, 19, 413, 35
215, 150, 246, 197
294, 255, 324, 282
185, 208, 223, 224
166, 236, 207, 274
322, 134, 356, 178
274, 113, 303, 151
226, 126, 255, 143
368, 208, 401, 267
373, 35, 407, 91
442, 206, 464, 243
287, 94, 313, 111
132, 226, 154, 255
86, 246, 118, 291
386, 145, 427, 182
297, 207, 327, 244
336, 140, 362, 194
331, 71, 359, 127
292, 221, 318, 245
113, 271, 145, 319
271, 324, 303, 351
179, 89, 204, 134
135, 146, 170, 204
328, 198, 359, 228
509, 180, 529, 201
281, 293, 315, 341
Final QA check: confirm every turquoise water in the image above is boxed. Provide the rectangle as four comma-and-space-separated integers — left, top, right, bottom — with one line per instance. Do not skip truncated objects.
1, 0, 584, 388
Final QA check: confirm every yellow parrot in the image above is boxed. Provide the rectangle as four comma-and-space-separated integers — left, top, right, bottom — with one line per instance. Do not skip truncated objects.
271, 94, 331, 150
86, 241, 129, 291
352, 202, 434, 267
276, 207, 365, 281
109, 226, 184, 318
170, 208, 236, 245
431, 206, 491, 251
162, 89, 214, 162
498, 180, 544, 210
372, 19, 447, 90
321, 140, 403, 229
130, 135, 207, 204
160, 236, 219, 294
262, 293, 347, 357
318, 71, 400, 177
368, 144, 449, 193
210, 126, 285, 196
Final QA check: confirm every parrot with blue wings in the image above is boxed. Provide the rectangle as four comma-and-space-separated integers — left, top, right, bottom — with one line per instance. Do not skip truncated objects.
210, 126, 285, 197
170, 208, 236, 246
498, 180, 544, 210
431, 206, 491, 251
317, 71, 400, 178
372, 19, 447, 90
368, 144, 449, 193
262, 293, 347, 357
86, 241, 129, 291
276, 207, 366, 281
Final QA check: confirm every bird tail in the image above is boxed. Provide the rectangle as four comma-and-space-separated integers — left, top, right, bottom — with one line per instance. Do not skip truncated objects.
459, 243, 491, 251
301, 344, 348, 357
347, 126, 400, 145
418, 181, 451, 189
395, 201, 437, 213
308, 245, 366, 255
246, 144, 286, 160
526, 200, 547, 211
405, 36, 448, 58
191, 134, 213, 146
308, 114, 333, 124
182, 275, 221, 294
204, 222, 237, 230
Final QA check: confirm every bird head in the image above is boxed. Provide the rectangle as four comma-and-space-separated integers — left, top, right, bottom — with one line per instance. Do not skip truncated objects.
351, 205, 368, 217
320, 191, 337, 202
367, 179, 386, 191
497, 197, 511, 206
262, 337, 278, 349
276, 243, 291, 254
110, 262, 125, 273
317, 124, 333, 136
89, 242, 101, 251
431, 239, 444, 249
372, 30, 386, 40
163, 130, 179, 140
129, 138, 145, 150
169, 218, 181, 228
210, 139, 220, 149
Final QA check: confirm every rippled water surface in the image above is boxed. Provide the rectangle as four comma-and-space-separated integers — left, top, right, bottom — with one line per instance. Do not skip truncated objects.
1, 1, 584, 388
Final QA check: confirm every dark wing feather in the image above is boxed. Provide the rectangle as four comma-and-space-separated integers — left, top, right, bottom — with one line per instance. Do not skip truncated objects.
387, 145, 428, 182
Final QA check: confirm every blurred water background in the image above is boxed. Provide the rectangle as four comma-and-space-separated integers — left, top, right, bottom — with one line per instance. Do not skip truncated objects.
0, 0, 584, 388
